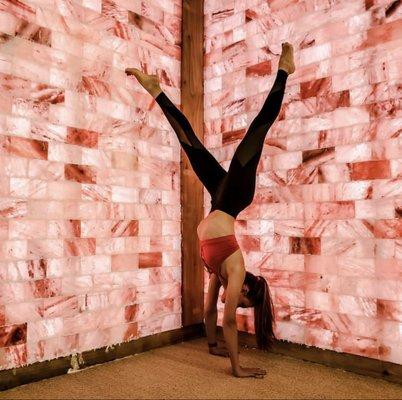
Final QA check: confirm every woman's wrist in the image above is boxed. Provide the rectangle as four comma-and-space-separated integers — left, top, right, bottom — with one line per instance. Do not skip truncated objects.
208, 342, 218, 354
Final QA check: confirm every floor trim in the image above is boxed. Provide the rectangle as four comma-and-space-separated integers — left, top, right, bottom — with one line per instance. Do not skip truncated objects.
2, 325, 401, 391
229, 328, 402, 386
0, 323, 204, 391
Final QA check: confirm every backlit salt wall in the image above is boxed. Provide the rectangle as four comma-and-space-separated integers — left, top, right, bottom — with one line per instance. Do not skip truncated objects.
0, 0, 182, 370
204, 0, 401, 363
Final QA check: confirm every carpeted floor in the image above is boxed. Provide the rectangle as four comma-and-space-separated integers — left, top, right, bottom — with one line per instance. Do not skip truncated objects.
1, 337, 402, 399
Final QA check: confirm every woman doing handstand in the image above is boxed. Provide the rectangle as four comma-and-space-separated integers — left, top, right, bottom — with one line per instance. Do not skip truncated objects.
126, 42, 295, 379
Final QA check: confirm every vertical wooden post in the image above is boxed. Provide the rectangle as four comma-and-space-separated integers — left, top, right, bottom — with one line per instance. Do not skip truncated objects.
181, 0, 204, 326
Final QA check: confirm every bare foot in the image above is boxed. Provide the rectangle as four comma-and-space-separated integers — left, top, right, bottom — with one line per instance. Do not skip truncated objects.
278, 42, 295, 75
125, 67, 162, 98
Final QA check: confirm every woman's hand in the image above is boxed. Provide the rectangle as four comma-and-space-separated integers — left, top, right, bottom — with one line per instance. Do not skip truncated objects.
209, 344, 229, 357
209, 343, 240, 357
233, 366, 267, 378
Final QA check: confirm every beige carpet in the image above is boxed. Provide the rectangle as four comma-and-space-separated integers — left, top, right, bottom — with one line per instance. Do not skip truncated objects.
1, 337, 401, 399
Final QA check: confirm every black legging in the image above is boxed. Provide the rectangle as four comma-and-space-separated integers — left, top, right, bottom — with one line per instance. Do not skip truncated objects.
155, 69, 288, 219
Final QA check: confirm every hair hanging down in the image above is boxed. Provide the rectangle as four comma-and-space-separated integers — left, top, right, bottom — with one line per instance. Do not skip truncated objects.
244, 271, 276, 351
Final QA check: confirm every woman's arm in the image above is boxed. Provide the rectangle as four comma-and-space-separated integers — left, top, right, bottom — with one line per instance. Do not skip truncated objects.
204, 273, 221, 349
222, 263, 245, 374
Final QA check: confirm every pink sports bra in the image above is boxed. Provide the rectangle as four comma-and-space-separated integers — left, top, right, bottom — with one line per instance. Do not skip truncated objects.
199, 234, 240, 280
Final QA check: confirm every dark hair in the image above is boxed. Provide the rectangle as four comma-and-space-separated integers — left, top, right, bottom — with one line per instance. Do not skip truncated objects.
244, 271, 276, 351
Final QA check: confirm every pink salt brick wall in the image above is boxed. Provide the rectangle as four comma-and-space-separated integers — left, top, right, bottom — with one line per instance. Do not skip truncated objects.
204, 0, 402, 364
0, 0, 183, 370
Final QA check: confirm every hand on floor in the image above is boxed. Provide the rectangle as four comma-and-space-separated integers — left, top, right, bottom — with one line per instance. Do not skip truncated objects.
209, 344, 240, 357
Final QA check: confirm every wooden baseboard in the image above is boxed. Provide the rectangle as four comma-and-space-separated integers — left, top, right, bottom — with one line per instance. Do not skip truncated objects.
217, 327, 402, 386
0, 323, 204, 391
2, 324, 401, 391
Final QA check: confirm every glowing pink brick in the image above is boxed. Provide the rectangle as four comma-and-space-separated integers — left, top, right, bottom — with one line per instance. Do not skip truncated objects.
350, 160, 390, 180
1, 343, 27, 370
138, 252, 162, 268
0, 306, 4, 326
364, 19, 402, 47
0, 323, 27, 347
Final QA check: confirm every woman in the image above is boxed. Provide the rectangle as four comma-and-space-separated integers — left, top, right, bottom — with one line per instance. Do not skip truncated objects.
126, 42, 295, 378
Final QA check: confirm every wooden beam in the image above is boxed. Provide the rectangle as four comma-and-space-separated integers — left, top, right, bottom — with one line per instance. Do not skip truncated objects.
180, 0, 205, 326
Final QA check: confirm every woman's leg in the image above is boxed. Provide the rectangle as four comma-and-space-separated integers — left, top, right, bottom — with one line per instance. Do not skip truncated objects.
211, 69, 289, 218
126, 67, 227, 196
214, 44, 294, 219
229, 68, 288, 168
229, 43, 294, 169
155, 91, 227, 195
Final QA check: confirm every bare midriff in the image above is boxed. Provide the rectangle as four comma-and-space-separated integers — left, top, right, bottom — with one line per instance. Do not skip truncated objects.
197, 209, 243, 286
196, 209, 236, 241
